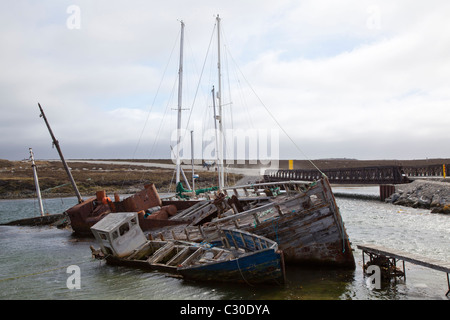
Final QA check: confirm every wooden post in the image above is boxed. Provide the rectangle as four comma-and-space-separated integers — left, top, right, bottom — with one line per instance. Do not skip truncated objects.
184, 228, 191, 241
380, 184, 395, 201
362, 250, 365, 270
446, 273, 449, 296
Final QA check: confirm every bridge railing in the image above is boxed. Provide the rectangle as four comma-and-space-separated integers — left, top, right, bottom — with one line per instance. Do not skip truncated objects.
401, 164, 448, 177
264, 164, 449, 185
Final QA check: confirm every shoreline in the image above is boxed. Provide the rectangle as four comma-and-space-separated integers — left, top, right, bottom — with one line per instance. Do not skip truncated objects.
2, 158, 450, 212
385, 179, 450, 214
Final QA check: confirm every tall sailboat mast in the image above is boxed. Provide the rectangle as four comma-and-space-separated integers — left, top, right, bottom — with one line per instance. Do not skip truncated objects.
176, 20, 185, 185
216, 14, 225, 190
211, 86, 222, 188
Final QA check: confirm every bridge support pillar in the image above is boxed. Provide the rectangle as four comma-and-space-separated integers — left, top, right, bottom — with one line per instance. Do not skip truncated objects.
380, 184, 396, 201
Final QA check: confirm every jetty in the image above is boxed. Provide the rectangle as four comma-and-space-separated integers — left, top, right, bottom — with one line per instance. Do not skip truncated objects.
357, 244, 450, 296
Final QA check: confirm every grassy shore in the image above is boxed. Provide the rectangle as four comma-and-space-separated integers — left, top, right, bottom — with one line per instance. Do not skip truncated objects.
2, 158, 450, 199
0, 159, 243, 199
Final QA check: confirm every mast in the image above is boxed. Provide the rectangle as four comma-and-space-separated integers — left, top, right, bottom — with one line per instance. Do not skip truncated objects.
211, 86, 223, 189
38, 103, 83, 203
190, 130, 195, 194
216, 14, 225, 190
176, 20, 185, 185
29, 148, 45, 216
170, 145, 191, 190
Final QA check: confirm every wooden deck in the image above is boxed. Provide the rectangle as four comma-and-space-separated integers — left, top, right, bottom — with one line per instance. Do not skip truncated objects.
357, 244, 450, 296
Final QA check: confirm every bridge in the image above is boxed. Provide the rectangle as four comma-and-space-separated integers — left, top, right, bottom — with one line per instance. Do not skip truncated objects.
264, 164, 448, 185
263, 164, 448, 200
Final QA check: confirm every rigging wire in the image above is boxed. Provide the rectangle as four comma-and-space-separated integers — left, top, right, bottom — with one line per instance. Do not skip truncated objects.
224, 48, 325, 176
181, 22, 217, 147
132, 27, 181, 160
118, 27, 182, 189
137, 73, 179, 186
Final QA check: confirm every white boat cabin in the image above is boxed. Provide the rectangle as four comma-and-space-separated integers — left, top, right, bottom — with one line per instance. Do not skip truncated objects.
91, 212, 146, 258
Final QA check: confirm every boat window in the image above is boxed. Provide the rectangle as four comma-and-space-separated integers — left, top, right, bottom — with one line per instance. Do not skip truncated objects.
99, 232, 108, 240
119, 222, 129, 236
130, 217, 137, 226
112, 231, 119, 240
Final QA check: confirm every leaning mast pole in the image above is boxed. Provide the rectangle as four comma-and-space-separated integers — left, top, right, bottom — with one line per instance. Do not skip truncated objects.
38, 103, 83, 203
176, 20, 185, 186
29, 148, 45, 216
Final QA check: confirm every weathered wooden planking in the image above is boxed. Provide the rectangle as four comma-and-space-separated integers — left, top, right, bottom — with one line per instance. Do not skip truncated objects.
147, 242, 175, 263
161, 177, 355, 268
357, 244, 450, 274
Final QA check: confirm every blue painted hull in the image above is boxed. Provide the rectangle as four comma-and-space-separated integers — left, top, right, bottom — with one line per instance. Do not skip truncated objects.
178, 248, 285, 285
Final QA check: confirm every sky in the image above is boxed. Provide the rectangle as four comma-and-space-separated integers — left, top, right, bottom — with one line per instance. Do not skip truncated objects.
1, 0, 450, 162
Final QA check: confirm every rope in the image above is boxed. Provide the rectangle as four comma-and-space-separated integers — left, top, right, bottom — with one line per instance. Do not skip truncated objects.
41, 183, 70, 193
235, 256, 254, 287
181, 22, 216, 144
122, 27, 181, 188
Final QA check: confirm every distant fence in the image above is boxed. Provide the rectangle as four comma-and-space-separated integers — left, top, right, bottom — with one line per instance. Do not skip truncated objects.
264, 164, 449, 185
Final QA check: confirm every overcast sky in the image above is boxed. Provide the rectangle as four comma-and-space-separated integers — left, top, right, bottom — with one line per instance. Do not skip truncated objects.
1, 0, 450, 162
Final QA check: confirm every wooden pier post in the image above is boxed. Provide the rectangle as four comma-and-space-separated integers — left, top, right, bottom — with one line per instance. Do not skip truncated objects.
379, 184, 395, 201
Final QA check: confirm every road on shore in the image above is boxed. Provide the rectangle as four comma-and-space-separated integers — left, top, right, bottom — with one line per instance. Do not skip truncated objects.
65, 159, 264, 184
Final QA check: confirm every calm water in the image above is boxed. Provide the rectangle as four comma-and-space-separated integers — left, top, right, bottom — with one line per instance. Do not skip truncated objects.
0, 187, 449, 300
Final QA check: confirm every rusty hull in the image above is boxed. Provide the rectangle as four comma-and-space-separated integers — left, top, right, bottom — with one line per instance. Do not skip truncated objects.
66, 184, 191, 236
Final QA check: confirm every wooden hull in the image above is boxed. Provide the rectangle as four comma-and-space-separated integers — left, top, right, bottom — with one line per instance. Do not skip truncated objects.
170, 177, 355, 268
95, 229, 285, 286
229, 178, 355, 268
105, 247, 284, 285
178, 248, 284, 285
243, 205, 354, 267
105, 255, 177, 273
1, 213, 68, 227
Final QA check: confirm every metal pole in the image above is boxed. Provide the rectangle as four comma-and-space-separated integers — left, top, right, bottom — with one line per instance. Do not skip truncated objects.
212, 86, 222, 189
216, 14, 225, 190
29, 148, 45, 216
170, 145, 191, 190
191, 130, 195, 194
38, 103, 83, 203
176, 20, 185, 185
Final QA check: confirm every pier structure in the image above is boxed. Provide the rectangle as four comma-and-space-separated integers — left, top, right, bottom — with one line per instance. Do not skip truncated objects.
264, 164, 449, 201
357, 244, 450, 297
